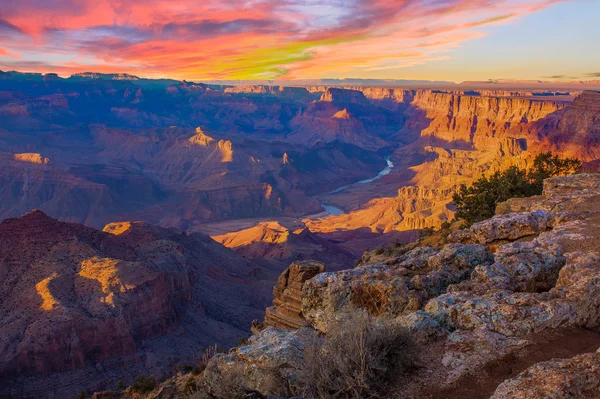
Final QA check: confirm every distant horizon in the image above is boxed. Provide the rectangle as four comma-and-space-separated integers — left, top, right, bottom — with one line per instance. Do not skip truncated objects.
3, 69, 600, 87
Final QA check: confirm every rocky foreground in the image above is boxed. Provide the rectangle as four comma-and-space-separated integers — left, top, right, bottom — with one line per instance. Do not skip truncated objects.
104, 173, 600, 398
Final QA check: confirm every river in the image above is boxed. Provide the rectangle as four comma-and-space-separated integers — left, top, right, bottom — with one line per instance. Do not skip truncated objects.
319, 157, 394, 217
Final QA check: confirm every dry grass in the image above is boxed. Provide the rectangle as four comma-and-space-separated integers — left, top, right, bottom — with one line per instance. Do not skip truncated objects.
296, 310, 418, 399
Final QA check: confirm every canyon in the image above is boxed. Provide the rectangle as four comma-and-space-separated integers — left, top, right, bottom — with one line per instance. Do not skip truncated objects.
163, 172, 600, 399
1, 71, 600, 398
1, 73, 598, 244
86, 172, 600, 399
0, 210, 276, 398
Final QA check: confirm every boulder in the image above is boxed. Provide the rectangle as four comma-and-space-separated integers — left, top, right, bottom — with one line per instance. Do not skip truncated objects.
449, 210, 551, 245
203, 327, 317, 397
471, 241, 566, 292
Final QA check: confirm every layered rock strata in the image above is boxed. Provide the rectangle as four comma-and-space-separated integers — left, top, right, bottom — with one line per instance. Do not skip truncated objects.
262, 261, 326, 330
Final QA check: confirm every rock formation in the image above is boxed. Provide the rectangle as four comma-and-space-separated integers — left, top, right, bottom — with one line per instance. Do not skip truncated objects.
302, 244, 492, 332
0, 210, 269, 399
262, 261, 325, 330
213, 222, 355, 270
491, 351, 600, 398
536, 90, 600, 160
13, 153, 50, 164
411, 90, 565, 148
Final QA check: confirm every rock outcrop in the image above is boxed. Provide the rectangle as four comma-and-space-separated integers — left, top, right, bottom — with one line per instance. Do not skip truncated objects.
302, 244, 492, 333
491, 350, 600, 399
262, 261, 325, 330
203, 327, 317, 397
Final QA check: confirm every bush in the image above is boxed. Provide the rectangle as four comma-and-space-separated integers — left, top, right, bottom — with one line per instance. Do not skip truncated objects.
296, 311, 418, 399
131, 375, 157, 395
183, 376, 198, 394
373, 247, 385, 255
453, 152, 581, 224
528, 152, 581, 192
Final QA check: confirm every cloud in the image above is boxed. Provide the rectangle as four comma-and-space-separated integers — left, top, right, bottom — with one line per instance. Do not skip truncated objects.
585, 72, 600, 78
0, 19, 24, 34
0, 0, 567, 80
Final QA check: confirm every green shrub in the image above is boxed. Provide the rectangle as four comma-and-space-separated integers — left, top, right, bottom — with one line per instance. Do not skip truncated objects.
131, 375, 157, 395
453, 152, 580, 225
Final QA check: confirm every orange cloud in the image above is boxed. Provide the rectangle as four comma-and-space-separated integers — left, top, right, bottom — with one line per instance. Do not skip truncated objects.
0, 0, 566, 80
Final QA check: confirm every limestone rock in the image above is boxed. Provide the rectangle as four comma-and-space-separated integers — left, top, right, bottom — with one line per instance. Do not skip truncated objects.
449, 210, 551, 245
471, 241, 566, 292
302, 244, 492, 332
544, 172, 600, 196
395, 310, 449, 343
203, 327, 317, 397
491, 351, 600, 399
263, 261, 326, 330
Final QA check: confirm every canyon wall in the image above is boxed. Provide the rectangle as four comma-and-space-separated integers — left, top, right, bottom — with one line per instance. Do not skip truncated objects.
0, 211, 268, 398
308, 90, 597, 237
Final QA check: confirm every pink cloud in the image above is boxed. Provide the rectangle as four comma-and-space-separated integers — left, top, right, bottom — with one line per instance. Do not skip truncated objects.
0, 0, 566, 80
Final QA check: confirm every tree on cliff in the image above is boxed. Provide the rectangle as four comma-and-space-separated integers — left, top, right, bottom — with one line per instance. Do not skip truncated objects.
453, 152, 581, 224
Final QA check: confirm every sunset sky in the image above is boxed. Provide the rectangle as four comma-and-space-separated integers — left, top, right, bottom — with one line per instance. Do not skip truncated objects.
0, 0, 598, 82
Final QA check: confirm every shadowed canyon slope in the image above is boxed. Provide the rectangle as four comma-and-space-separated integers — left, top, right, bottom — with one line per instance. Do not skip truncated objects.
0, 210, 275, 398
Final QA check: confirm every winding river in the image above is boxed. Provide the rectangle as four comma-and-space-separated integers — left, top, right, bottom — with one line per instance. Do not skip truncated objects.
319, 157, 394, 217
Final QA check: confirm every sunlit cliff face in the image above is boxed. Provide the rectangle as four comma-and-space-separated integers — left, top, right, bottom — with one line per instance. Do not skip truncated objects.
0, 0, 565, 80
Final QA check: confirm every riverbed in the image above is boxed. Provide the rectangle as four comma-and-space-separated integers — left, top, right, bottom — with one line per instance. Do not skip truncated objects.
320, 157, 394, 217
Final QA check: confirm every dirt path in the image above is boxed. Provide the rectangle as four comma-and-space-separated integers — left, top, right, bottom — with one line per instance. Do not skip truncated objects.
404, 328, 600, 399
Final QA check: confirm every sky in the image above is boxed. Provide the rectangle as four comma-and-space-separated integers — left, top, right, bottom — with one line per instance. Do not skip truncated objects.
0, 0, 598, 82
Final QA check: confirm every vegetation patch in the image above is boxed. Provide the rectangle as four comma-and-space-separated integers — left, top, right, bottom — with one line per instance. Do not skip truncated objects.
453, 152, 580, 224
296, 311, 418, 399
